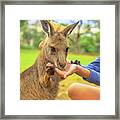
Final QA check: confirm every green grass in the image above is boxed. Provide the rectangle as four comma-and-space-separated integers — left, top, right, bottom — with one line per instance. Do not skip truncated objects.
20, 49, 40, 72
20, 48, 99, 99
67, 53, 97, 65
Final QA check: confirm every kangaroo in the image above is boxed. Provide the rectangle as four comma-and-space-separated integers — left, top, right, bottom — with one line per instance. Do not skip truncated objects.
20, 20, 79, 100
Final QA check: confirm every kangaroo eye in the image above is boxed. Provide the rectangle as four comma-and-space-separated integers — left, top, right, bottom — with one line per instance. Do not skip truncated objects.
51, 47, 56, 52
65, 47, 69, 52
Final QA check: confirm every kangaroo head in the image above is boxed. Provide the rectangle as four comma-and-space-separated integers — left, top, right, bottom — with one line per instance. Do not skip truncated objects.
40, 20, 79, 70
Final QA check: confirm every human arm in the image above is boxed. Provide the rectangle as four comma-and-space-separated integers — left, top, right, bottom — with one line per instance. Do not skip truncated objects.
54, 63, 90, 79
46, 57, 100, 85
82, 57, 100, 85
64, 58, 100, 85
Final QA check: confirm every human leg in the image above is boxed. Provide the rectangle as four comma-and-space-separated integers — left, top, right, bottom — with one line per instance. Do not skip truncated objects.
68, 83, 100, 100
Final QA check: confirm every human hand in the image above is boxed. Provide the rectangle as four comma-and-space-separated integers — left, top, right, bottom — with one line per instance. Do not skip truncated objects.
63, 63, 77, 78
53, 62, 77, 79
46, 62, 78, 79
46, 61, 90, 80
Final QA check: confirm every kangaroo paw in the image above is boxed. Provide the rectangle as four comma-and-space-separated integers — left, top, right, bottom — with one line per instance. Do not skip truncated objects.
46, 67, 55, 76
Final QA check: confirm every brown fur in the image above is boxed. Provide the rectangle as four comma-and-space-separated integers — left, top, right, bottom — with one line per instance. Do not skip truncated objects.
20, 20, 79, 100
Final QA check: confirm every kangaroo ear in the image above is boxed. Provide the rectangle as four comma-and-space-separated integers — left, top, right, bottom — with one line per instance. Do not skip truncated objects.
62, 21, 79, 37
40, 20, 54, 36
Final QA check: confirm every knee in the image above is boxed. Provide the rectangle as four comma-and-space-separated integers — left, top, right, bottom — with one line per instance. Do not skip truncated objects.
68, 83, 82, 100
68, 83, 100, 100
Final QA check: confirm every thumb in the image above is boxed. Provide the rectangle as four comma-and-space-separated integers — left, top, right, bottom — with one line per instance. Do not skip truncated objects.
64, 73, 68, 79
64, 64, 77, 78
64, 70, 72, 78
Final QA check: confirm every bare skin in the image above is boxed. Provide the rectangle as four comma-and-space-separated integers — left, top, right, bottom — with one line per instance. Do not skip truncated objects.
68, 83, 100, 100
47, 62, 100, 100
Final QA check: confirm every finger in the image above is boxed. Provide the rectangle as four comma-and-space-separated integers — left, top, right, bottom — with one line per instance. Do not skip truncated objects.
65, 63, 71, 70
64, 64, 77, 78
64, 68, 73, 78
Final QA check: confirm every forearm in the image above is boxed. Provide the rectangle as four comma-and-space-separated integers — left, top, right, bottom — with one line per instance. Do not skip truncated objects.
75, 65, 100, 85
75, 65, 90, 79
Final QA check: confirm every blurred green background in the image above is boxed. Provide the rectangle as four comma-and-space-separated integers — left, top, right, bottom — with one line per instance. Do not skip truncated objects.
20, 20, 100, 99
20, 20, 100, 54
